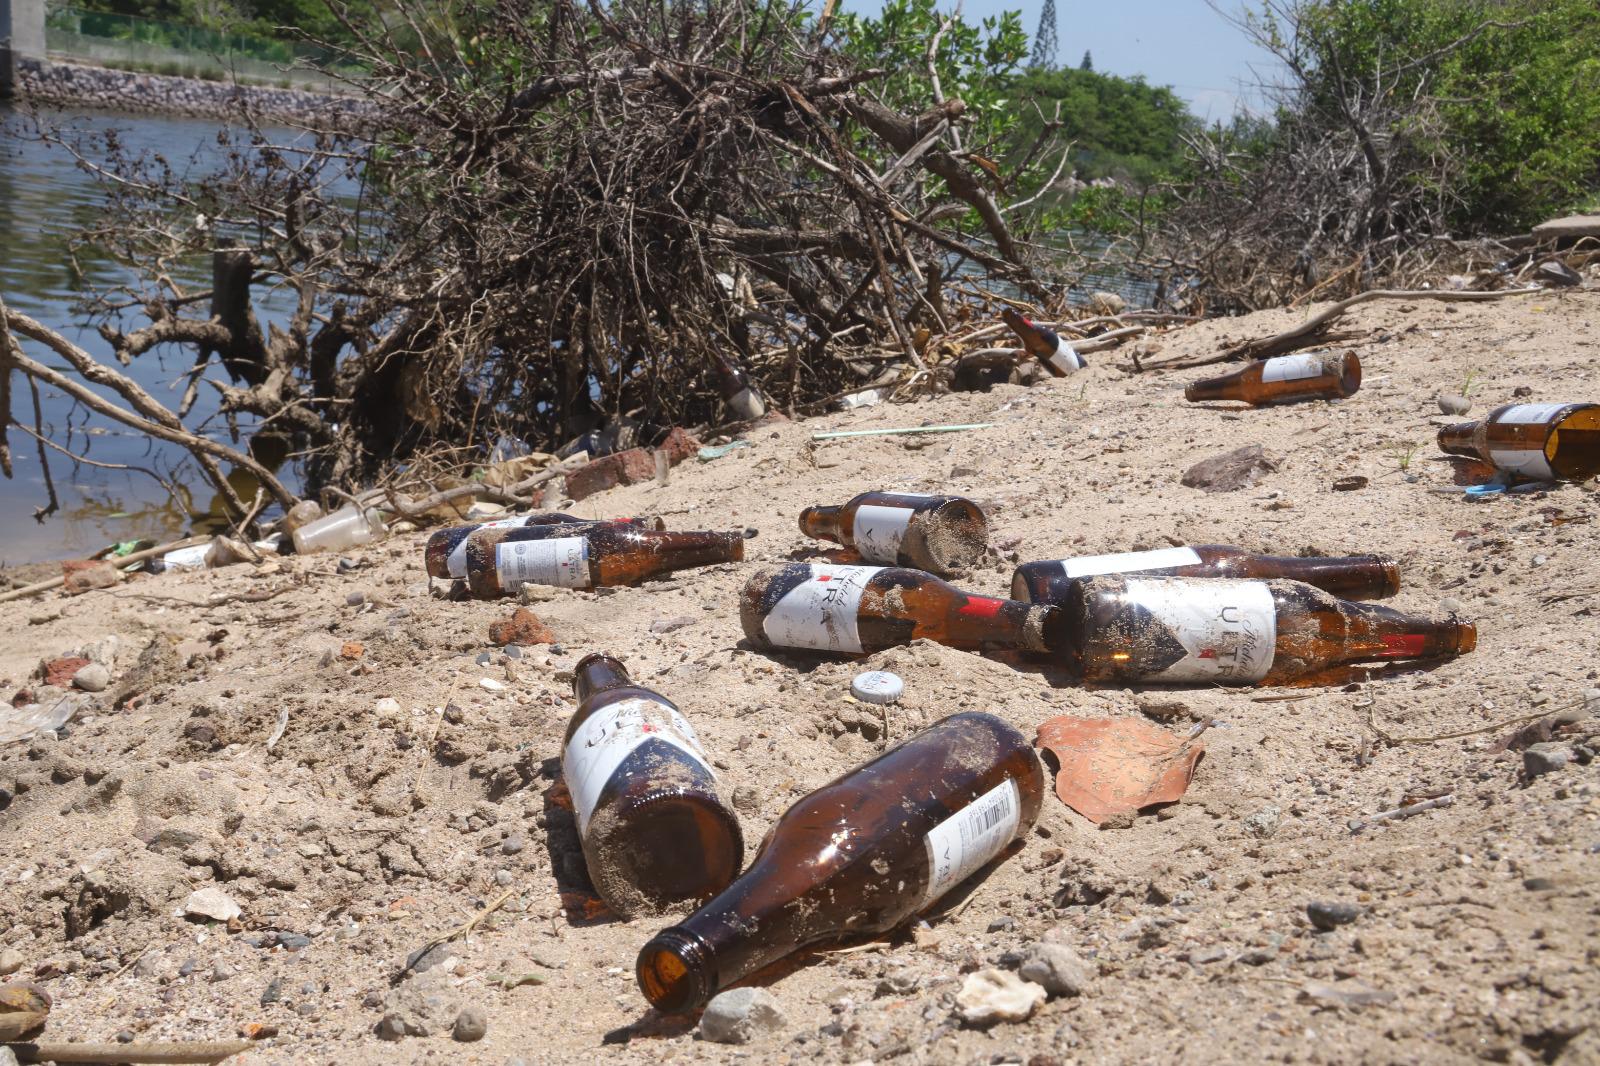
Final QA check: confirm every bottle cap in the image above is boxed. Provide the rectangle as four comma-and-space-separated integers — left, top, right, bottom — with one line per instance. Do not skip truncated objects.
851, 670, 903, 704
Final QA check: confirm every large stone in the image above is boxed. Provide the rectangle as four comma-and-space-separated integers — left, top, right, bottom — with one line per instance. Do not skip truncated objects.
955, 969, 1046, 1025
1524, 743, 1572, 780
1181, 444, 1277, 493
698, 987, 787, 1044
72, 663, 111, 693
377, 975, 461, 1040
1017, 942, 1093, 997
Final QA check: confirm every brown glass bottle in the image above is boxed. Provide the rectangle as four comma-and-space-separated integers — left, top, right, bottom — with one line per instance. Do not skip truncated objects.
1437, 401, 1600, 482
465, 523, 744, 598
799, 492, 988, 575
740, 563, 1061, 656
713, 356, 767, 422
564, 654, 744, 918
636, 711, 1043, 1013
1062, 575, 1476, 686
999, 307, 1086, 376
1012, 545, 1401, 606
1185, 350, 1361, 405
424, 514, 663, 579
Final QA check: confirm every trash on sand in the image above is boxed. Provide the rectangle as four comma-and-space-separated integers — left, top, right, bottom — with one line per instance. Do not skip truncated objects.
563, 654, 742, 918
697, 441, 751, 462
850, 671, 903, 704
1185, 350, 1360, 406
739, 563, 1056, 656
798, 492, 988, 574
812, 423, 994, 441
1438, 401, 1600, 483
635, 713, 1041, 1013
1035, 716, 1205, 824
0, 694, 88, 746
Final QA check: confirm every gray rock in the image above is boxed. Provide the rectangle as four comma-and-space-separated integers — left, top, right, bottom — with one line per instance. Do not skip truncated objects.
501, 833, 526, 856
1241, 805, 1282, 838
1181, 445, 1278, 493
1306, 900, 1363, 931
453, 1003, 489, 1042
378, 975, 462, 1039
1017, 942, 1092, 997
260, 978, 283, 1005
0, 948, 22, 976
0, 1045, 18, 1066
732, 786, 760, 811
404, 942, 453, 974
72, 663, 111, 693
1435, 393, 1472, 415
1524, 743, 1572, 780
699, 987, 788, 1044
210, 960, 234, 982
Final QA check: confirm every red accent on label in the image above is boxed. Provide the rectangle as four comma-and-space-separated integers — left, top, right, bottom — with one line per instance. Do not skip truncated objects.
816, 575, 832, 582
1198, 648, 1216, 659
959, 596, 1005, 618
1381, 634, 1427, 657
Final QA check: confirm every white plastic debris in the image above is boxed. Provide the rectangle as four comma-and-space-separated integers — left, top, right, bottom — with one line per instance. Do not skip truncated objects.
850, 671, 904, 704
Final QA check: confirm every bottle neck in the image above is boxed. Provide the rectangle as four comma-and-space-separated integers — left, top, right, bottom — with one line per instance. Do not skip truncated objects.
1183, 374, 1233, 403
945, 595, 1059, 653
653, 531, 745, 572
1338, 601, 1477, 662
574, 654, 633, 701
1437, 420, 1479, 457
798, 506, 843, 544
1242, 554, 1401, 600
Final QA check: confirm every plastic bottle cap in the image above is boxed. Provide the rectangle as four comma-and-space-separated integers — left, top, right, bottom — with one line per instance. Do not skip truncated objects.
851, 671, 904, 704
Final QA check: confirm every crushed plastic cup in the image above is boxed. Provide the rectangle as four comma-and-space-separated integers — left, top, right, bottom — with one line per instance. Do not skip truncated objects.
291, 506, 387, 554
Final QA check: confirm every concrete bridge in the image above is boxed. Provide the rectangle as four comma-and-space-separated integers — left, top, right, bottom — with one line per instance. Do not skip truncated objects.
1, 0, 46, 98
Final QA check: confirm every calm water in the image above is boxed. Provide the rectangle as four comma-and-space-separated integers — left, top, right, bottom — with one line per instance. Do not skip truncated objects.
0, 103, 301, 564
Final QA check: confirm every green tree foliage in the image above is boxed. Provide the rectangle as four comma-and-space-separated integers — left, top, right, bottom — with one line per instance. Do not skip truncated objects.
1257, 0, 1600, 232
1013, 66, 1196, 185
835, 0, 1029, 162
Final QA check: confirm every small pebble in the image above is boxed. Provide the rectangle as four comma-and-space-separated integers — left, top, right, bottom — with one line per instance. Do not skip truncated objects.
453, 1004, 489, 1043
345, 591, 366, 606
1524, 743, 1572, 780
699, 987, 788, 1044
210, 961, 235, 983
0, 948, 22, 976
1435, 393, 1471, 416
261, 978, 283, 1005
501, 834, 526, 856
1306, 900, 1363, 931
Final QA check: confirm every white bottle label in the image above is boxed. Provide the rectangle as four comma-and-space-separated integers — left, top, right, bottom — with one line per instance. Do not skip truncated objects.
564, 696, 709, 836
1047, 338, 1084, 374
495, 536, 591, 590
1059, 546, 1203, 579
762, 564, 877, 654
1488, 447, 1555, 481
923, 778, 1021, 903
729, 387, 766, 421
448, 516, 531, 577
1260, 353, 1324, 383
1494, 402, 1568, 425
161, 544, 211, 570
853, 503, 922, 563
1120, 578, 1277, 682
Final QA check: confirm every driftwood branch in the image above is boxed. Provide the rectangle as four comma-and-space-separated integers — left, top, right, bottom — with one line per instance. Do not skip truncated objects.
1144, 287, 1543, 371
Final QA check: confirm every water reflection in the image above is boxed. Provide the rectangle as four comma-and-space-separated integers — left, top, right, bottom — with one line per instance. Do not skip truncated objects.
0, 103, 304, 563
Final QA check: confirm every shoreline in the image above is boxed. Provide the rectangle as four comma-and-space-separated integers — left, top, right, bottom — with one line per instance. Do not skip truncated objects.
11, 56, 368, 122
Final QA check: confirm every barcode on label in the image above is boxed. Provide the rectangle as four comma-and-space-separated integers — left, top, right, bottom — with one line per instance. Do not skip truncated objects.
922, 778, 1021, 904
969, 792, 1011, 834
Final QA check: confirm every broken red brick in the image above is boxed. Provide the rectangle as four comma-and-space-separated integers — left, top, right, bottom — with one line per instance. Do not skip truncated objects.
563, 447, 657, 501
40, 657, 90, 688
654, 426, 702, 465
488, 607, 557, 647
340, 641, 365, 661
61, 559, 118, 595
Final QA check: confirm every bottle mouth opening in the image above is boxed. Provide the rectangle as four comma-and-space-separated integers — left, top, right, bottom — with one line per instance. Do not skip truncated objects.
1454, 621, 1478, 655
636, 930, 713, 1014
574, 651, 623, 675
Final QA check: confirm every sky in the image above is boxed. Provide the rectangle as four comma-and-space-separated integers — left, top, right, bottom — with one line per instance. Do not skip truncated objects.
840, 0, 1284, 121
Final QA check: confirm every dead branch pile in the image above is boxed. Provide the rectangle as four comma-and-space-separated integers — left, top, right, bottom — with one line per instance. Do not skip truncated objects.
2, 0, 1071, 522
